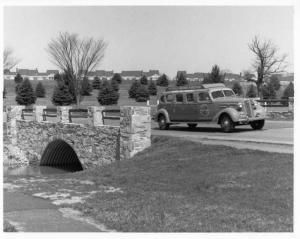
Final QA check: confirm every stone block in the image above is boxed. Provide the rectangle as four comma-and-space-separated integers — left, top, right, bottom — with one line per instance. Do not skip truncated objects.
57, 106, 72, 123
34, 106, 47, 122
88, 106, 105, 126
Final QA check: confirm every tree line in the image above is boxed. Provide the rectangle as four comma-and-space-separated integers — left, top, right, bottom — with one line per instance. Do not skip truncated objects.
3, 32, 293, 105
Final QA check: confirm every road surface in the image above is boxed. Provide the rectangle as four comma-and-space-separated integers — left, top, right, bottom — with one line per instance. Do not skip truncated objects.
152, 120, 293, 154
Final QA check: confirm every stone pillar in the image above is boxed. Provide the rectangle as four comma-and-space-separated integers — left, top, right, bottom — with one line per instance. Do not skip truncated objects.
88, 106, 105, 126
34, 106, 47, 122
120, 106, 151, 160
6, 105, 25, 145
57, 106, 72, 123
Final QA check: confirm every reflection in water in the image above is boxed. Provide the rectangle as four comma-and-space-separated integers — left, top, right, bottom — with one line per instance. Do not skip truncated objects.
3, 165, 77, 176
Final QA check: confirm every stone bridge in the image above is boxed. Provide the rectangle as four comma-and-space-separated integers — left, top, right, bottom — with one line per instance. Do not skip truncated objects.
5, 105, 151, 169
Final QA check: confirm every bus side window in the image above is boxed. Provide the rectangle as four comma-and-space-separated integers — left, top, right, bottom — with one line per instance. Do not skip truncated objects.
166, 94, 174, 103
175, 94, 184, 103
198, 92, 210, 101
186, 93, 195, 103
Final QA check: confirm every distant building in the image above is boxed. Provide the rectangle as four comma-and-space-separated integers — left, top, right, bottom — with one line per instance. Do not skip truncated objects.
176, 71, 204, 81
4, 68, 162, 81
4, 68, 59, 80
121, 70, 160, 80
87, 70, 114, 80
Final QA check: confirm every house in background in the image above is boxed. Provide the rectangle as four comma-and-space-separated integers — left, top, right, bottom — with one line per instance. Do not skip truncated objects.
87, 70, 114, 80
120, 70, 160, 81
4, 68, 59, 80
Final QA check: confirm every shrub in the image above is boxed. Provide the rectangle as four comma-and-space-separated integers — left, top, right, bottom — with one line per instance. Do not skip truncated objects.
112, 73, 122, 84
282, 82, 294, 99
232, 82, 243, 96
97, 80, 119, 105
261, 83, 276, 99
148, 80, 157, 96
140, 75, 148, 85
111, 78, 119, 92
246, 84, 257, 98
15, 78, 36, 106
14, 73, 23, 84
156, 74, 169, 87
176, 73, 188, 86
128, 80, 141, 98
135, 84, 150, 102
52, 82, 74, 106
80, 77, 93, 96
92, 76, 101, 89
35, 82, 46, 98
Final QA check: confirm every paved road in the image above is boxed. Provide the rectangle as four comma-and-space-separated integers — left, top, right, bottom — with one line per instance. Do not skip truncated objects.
152, 120, 293, 154
4, 191, 102, 232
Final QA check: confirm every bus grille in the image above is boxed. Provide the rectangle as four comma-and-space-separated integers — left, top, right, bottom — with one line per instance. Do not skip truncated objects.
244, 100, 253, 117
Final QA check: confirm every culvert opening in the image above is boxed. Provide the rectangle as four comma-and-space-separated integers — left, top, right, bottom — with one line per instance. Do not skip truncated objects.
40, 139, 83, 172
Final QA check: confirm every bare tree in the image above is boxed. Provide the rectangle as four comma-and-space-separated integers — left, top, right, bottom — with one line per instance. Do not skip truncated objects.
248, 35, 287, 97
3, 47, 20, 71
47, 32, 107, 106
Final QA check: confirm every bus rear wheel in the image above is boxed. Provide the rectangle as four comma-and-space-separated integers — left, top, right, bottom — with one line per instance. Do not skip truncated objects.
250, 120, 265, 130
187, 123, 197, 129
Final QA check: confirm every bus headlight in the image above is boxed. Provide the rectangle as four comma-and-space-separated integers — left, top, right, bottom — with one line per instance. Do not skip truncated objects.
237, 103, 243, 111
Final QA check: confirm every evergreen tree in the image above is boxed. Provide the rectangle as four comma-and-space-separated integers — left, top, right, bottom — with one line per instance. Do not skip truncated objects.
97, 80, 119, 105
92, 76, 101, 89
54, 73, 61, 82
269, 75, 281, 91
210, 65, 224, 83
14, 73, 23, 93
261, 83, 276, 99
246, 84, 257, 98
52, 82, 74, 106
61, 72, 76, 104
128, 80, 141, 98
112, 73, 122, 84
282, 82, 294, 99
135, 84, 150, 102
232, 82, 243, 96
3, 87, 7, 99
148, 80, 157, 96
111, 78, 119, 92
202, 74, 212, 84
14, 73, 23, 84
35, 81, 46, 98
156, 74, 169, 86
80, 77, 93, 96
15, 78, 36, 106
140, 75, 148, 85
176, 73, 188, 86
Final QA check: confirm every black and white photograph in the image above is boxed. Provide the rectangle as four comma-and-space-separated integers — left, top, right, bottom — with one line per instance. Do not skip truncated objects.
1, 0, 297, 235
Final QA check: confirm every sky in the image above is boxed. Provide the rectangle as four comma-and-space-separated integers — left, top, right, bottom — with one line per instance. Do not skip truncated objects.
4, 6, 293, 77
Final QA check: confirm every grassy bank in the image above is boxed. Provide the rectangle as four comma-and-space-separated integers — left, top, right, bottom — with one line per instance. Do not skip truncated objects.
70, 136, 292, 232
5, 136, 291, 232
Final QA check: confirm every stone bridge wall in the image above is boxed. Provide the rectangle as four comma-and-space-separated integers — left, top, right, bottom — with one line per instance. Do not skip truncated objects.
5, 105, 151, 169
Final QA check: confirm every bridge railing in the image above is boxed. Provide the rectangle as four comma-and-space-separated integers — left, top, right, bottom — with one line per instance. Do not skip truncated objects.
42, 108, 58, 121
256, 99, 289, 107
102, 109, 120, 125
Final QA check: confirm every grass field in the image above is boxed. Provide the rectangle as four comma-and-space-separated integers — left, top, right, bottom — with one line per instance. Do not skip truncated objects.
5, 136, 293, 232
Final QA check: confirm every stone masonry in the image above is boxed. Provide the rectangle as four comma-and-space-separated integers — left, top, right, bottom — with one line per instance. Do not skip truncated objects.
5, 105, 151, 169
